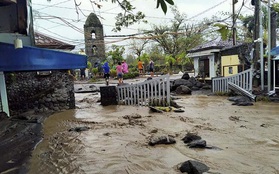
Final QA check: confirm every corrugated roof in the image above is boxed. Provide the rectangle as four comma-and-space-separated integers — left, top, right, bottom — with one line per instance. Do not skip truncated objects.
34, 32, 75, 50
188, 37, 241, 53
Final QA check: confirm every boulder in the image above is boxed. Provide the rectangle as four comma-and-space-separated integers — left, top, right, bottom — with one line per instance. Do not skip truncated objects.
148, 135, 176, 146
179, 160, 210, 174
187, 139, 207, 148
182, 133, 201, 143
174, 79, 193, 89
228, 96, 253, 106
181, 72, 190, 80
175, 85, 192, 95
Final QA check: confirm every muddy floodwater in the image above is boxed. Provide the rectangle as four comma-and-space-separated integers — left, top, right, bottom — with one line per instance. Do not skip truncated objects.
28, 93, 279, 174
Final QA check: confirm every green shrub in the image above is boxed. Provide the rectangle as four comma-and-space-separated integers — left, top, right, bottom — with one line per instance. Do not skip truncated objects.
123, 72, 139, 79
110, 69, 117, 78
92, 68, 98, 76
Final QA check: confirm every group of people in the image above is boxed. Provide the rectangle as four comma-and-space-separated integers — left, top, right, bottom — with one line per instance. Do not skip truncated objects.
137, 59, 154, 77
102, 60, 129, 85
102, 59, 155, 85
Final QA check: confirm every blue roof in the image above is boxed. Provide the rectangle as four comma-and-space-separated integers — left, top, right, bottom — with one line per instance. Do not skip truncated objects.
0, 42, 87, 71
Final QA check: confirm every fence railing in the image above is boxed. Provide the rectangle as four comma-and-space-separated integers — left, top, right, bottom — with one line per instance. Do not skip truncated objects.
117, 75, 170, 106
212, 68, 253, 93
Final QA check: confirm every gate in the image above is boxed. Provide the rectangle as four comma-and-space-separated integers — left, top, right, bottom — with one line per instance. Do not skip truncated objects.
117, 75, 171, 106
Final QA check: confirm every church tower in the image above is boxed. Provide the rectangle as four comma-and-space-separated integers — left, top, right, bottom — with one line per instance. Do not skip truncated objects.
84, 13, 105, 65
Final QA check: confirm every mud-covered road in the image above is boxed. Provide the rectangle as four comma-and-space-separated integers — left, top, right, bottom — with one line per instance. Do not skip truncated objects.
27, 93, 279, 174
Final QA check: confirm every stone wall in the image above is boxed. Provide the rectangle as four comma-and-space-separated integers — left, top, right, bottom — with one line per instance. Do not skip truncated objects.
4, 70, 75, 116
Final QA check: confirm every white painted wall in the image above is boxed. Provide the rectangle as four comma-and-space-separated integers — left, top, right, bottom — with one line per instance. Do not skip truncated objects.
209, 54, 216, 78
194, 58, 199, 77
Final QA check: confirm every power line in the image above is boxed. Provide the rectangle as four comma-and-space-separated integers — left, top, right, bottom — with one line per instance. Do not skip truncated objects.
36, 0, 72, 11
187, 0, 229, 21
32, 3, 174, 20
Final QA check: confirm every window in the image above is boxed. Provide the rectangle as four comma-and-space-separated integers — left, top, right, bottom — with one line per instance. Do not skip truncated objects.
229, 67, 233, 74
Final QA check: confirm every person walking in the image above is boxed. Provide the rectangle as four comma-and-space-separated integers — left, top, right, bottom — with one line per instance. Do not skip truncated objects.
138, 59, 143, 77
80, 68, 86, 80
122, 60, 129, 74
116, 62, 123, 84
149, 60, 154, 77
102, 61, 110, 86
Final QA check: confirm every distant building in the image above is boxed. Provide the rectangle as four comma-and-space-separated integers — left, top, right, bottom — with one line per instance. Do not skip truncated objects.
34, 32, 75, 51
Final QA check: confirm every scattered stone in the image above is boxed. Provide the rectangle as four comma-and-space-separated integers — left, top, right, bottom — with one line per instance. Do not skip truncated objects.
123, 114, 142, 119
170, 100, 183, 108
182, 133, 201, 143
68, 126, 90, 132
148, 135, 176, 146
229, 116, 240, 121
235, 102, 253, 106
173, 108, 185, 113
260, 123, 268, 128
179, 160, 210, 174
103, 132, 110, 136
150, 129, 158, 133
187, 139, 207, 148
176, 85, 192, 95
181, 72, 190, 80
228, 96, 253, 106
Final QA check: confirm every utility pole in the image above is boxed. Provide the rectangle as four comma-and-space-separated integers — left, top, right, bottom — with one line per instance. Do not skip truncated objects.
232, 0, 237, 45
271, 8, 277, 91
259, 0, 264, 91
253, 0, 260, 87
267, 0, 271, 92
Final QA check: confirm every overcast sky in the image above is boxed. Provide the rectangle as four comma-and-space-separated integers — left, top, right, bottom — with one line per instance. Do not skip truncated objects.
32, 0, 256, 51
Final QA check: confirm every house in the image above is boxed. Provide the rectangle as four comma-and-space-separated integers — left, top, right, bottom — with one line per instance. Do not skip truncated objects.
187, 38, 236, 79
187, 38, 253, 80
219, 43, 253, 77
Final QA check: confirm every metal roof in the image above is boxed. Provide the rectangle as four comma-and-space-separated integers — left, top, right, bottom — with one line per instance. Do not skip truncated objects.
188, 37, 239, 53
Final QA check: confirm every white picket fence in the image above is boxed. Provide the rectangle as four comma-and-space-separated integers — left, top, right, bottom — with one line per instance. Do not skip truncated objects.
212, 68, 253, 93
117, 75, 171, 106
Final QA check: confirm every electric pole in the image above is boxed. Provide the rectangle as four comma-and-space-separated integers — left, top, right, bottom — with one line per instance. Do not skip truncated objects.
267, 0, 271, 92
253, 0, 260, 87
232, 0, 237, 45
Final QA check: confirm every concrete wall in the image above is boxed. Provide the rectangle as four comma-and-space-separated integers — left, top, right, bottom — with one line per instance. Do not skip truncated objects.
193, 58, 199, 77
209, 55, 215, 78
4, 71, 75, 115
221, 55, 240, 77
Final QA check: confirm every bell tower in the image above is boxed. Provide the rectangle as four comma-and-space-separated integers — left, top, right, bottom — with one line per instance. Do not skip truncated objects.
84, 13, 105, 65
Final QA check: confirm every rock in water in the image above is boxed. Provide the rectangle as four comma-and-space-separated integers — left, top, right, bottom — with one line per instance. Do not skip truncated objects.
148, 135, 176, 146
69, 126, 90, 132
187, 139, 207, 148
182, 133, 201, 143
179, 160, 209, 174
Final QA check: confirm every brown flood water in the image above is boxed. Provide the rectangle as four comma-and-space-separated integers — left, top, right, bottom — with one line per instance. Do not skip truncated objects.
28, 93, 279, 174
